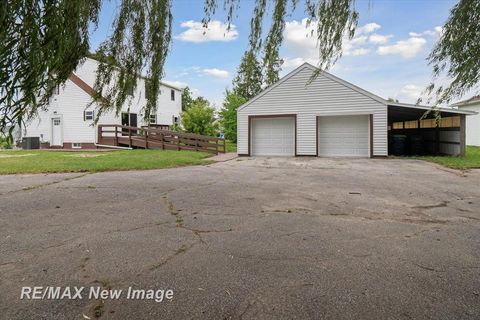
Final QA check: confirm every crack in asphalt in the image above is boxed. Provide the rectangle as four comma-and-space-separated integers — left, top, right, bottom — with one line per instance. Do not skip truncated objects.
159, 188, 235, 247
105, 221, 171, 235
149, 242, 198, 271
180, 226, 233, 234
0, 173, 90, 196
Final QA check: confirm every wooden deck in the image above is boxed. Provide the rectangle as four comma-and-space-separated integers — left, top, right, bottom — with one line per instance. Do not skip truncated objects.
98, 125, 226, 154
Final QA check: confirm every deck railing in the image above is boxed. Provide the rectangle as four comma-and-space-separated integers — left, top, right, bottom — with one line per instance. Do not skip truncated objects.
97, 124, 226, 154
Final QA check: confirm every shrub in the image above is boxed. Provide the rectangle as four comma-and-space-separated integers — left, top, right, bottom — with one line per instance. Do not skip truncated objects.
180, 100, 219, 136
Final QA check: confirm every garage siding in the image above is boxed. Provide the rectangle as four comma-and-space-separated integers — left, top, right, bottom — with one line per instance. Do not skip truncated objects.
237, 66, 388, 156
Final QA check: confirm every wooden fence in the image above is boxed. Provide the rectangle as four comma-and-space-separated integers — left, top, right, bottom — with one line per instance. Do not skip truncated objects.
97, 125, 226, 154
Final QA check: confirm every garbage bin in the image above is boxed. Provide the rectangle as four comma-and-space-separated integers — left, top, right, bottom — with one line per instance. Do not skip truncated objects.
391, 135, 407, 156
410, 135, 423, 155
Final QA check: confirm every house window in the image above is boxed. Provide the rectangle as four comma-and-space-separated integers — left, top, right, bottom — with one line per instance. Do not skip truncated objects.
84, 110, 94, 121
53, 119, 61, 126
171, 89, 175, 101
145, 82, 151, 100
126, 84, 134, 96
72, 143, 82, 149
173, 116, 179, 124
149, 114, 157, 124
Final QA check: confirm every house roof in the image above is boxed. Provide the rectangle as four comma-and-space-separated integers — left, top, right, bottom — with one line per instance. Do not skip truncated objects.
386, 101, 476, 115
84, 57, 183, 91
68, 58, 184, 99
451, 95, 480, 107
237, 62, 476, 116
68, 73, 97, 98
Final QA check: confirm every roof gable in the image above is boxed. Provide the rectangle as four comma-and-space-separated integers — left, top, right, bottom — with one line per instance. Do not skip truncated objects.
237, 63, 387, 112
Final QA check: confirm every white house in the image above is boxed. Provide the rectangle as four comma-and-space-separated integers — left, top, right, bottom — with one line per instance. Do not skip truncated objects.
453, 96, 480, 146
23, 58, 182, 149
237, 63, 474, 157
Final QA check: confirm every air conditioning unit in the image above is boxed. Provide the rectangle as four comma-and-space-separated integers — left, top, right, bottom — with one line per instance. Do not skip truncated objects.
22, 137, 40, 149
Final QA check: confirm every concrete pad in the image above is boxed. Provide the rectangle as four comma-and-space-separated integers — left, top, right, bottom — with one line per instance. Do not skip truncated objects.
209, 152, 238, 162
0, 157, 479, 319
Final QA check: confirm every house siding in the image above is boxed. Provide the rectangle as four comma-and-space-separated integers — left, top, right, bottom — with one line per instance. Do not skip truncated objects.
73, 58, 182, 126
24, 58, 182, 146
459, 103, 480, 146
237, 66, 388, 156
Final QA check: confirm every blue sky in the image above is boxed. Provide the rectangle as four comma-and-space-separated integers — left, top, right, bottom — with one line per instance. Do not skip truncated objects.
90, 0, 457, 108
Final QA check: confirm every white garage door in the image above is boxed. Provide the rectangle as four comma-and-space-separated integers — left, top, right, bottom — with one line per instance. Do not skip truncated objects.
318, 115, 369, 157
251, 117, 295, 156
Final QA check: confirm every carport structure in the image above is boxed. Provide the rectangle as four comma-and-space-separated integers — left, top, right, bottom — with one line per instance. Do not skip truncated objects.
387, 102, 475, 156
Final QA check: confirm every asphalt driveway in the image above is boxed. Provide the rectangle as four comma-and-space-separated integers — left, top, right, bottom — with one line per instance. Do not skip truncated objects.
0, 157, 479, 319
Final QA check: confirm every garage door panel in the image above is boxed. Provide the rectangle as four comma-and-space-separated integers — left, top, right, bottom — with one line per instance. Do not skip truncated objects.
318, 115, 369, 157
251, 117, 295, 156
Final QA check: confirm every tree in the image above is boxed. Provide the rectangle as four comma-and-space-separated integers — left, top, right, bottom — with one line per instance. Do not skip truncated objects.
423, 0, 480, 105
219, 91, 247, 142
262, 0, 286, 86
193, 96, 209, 106
232, 51, 264, 100
1, 0, 102, 134
2, 0, 479, 135
181, 86, 209, 111
180, 100, 219, 136
181, 87, 194, 111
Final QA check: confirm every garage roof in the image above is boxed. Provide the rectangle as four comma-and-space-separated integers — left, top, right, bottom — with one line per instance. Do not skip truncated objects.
237, 62, 477, 116
451, 95, 480, 107
387, 101, 476, 116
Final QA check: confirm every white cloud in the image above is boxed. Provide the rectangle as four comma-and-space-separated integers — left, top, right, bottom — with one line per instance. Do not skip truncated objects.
283, 19, 317, 55
202, 68, 230, 79
357, 23, 381, 34
349, 35, 368, 45
398, 84, 424, 102
369, 34, 393, 44
282, 57, 307, 68
164, 79, 204, 98
377, 37, 426, 58
409, 26, 443, 38
282, 19, 388, 65
176, 20, 238, 43
351, 48, 370, 56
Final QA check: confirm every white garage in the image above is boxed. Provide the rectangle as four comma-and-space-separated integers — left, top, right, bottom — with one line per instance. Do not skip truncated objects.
250, 116, 295, 156
237, 63, 472, 157
318, 115, 370, 157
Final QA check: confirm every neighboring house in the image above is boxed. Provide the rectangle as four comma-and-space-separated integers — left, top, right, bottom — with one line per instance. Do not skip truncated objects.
452, 96, 480, 146
237, 63, 475, 157
23, 58, 182, 149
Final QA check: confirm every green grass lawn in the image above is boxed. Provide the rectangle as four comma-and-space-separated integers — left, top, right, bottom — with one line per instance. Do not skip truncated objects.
413, 146, 480, 170
0, 149, 212, 174
225, 140, 237, 153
